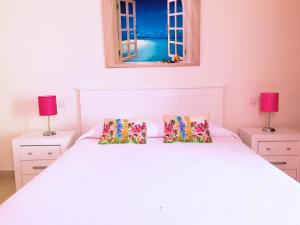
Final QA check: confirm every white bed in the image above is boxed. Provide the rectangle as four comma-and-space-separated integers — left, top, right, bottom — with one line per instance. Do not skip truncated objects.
1, 88, 300, 225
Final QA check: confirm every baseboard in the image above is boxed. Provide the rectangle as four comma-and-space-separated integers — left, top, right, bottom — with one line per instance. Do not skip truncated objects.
0, 171, 14, 179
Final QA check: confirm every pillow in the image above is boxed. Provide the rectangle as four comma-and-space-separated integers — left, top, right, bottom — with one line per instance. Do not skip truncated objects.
99, 119, 129, 144
99, 118, 148, 144
147, 120, 164, 138
128, 119, 147, 144
189, 116, 212, 143
164, 115, 212, 143
177, 116, 192, 142
77, 119, 160, 141
209, 124, 241, 140
76, 124, 104, 143
163, 115, 180, 143
77, 120, 236, 143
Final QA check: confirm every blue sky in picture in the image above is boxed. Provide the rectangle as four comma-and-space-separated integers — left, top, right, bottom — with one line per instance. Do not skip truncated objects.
136, 0, 167, 39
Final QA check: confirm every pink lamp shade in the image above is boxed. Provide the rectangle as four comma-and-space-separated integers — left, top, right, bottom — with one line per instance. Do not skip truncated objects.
38, 95, 57, 116
260, 92, 279, 112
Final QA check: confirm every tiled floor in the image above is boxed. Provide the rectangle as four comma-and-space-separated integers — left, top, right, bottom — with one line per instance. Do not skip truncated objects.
0, 176, 16, 204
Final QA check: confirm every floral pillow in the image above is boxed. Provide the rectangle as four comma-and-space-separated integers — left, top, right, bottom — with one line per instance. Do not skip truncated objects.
128, 120, 147, 144
164, 115, 180, 143
164, 115, 192, 143
99, 119, 129, 144
164, 115, 212, 143
99, 118, 147, 144
177, 116, 192, 142
189, 116, 212, 143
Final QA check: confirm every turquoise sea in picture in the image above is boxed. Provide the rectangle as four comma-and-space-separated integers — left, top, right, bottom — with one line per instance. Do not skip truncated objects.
125, 0, 169, 62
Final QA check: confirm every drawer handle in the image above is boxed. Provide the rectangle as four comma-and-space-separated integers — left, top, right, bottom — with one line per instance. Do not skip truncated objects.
286, 147, 291, 151
27, 152, 32, 155
266, 148, 271, 151
32, 166, 48, 170
271, 162, 287, 166
48, 152, 53, 155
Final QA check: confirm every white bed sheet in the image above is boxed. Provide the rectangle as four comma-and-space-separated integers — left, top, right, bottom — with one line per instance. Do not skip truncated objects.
1, 137, 300, 225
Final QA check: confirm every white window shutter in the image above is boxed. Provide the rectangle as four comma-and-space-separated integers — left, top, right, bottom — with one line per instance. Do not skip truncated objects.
117, 0, 138, 62
167, 0, 185, 60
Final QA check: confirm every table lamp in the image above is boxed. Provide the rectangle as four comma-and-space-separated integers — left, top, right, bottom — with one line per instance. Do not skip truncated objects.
260, 92, 279, 132
38, 95, 57, 136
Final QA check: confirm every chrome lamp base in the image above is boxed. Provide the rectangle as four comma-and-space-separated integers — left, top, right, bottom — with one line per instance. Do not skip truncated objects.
262, 127, 276, 132
43, 130, 56, 136
42, 116, 56, 136
262, 112, 276, 132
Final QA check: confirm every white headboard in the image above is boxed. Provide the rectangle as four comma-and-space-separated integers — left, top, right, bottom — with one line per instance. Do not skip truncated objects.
77, 87, 224, 134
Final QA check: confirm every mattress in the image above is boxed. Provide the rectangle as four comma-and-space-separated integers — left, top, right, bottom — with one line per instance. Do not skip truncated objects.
0, 136, 300, 225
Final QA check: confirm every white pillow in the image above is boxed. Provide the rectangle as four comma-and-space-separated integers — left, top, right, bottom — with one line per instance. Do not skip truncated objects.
76, 124, 103, 142
147, 120, 164, 138
209, 124, 240, 140
77, 119, 164, 142
77, 119, 238, 142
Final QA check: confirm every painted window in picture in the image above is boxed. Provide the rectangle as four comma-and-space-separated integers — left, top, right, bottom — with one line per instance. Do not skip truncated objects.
117, 0, 185, 63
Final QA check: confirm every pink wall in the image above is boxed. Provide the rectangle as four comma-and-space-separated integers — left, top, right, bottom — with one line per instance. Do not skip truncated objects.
0, 0, 299, 170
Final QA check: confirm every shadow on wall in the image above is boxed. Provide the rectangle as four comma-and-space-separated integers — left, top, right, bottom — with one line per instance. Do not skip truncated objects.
12, 97, 38, 131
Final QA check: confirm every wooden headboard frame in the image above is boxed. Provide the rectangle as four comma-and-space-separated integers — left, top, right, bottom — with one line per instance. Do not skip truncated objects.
77, 87, 225, 134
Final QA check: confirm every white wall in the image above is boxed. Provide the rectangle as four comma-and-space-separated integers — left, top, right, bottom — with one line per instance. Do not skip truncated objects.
0, 0, 300, 170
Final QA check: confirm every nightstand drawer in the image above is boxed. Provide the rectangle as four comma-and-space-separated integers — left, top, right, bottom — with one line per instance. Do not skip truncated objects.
263, 156, 298, 170
20, 145, 61, 160
21, 160, 54, 174
258, 141, 298, 156
282, 170, 297, 180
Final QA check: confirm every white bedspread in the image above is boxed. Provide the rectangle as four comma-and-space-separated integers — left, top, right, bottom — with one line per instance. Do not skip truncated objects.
1, 137, 300, 225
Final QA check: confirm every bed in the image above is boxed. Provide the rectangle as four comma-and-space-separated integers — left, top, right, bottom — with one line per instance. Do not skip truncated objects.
1, 87, 300, 225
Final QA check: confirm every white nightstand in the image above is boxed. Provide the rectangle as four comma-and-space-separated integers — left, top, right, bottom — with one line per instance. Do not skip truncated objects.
238, 128, 300, 181
12, 131, 77, 190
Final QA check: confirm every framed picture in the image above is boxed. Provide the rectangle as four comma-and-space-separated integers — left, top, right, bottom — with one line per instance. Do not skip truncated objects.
102, 0, 200, 67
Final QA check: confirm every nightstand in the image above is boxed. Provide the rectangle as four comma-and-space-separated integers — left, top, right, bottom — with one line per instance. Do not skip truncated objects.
238, 128, 300, 181
12, 131, 77, 190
